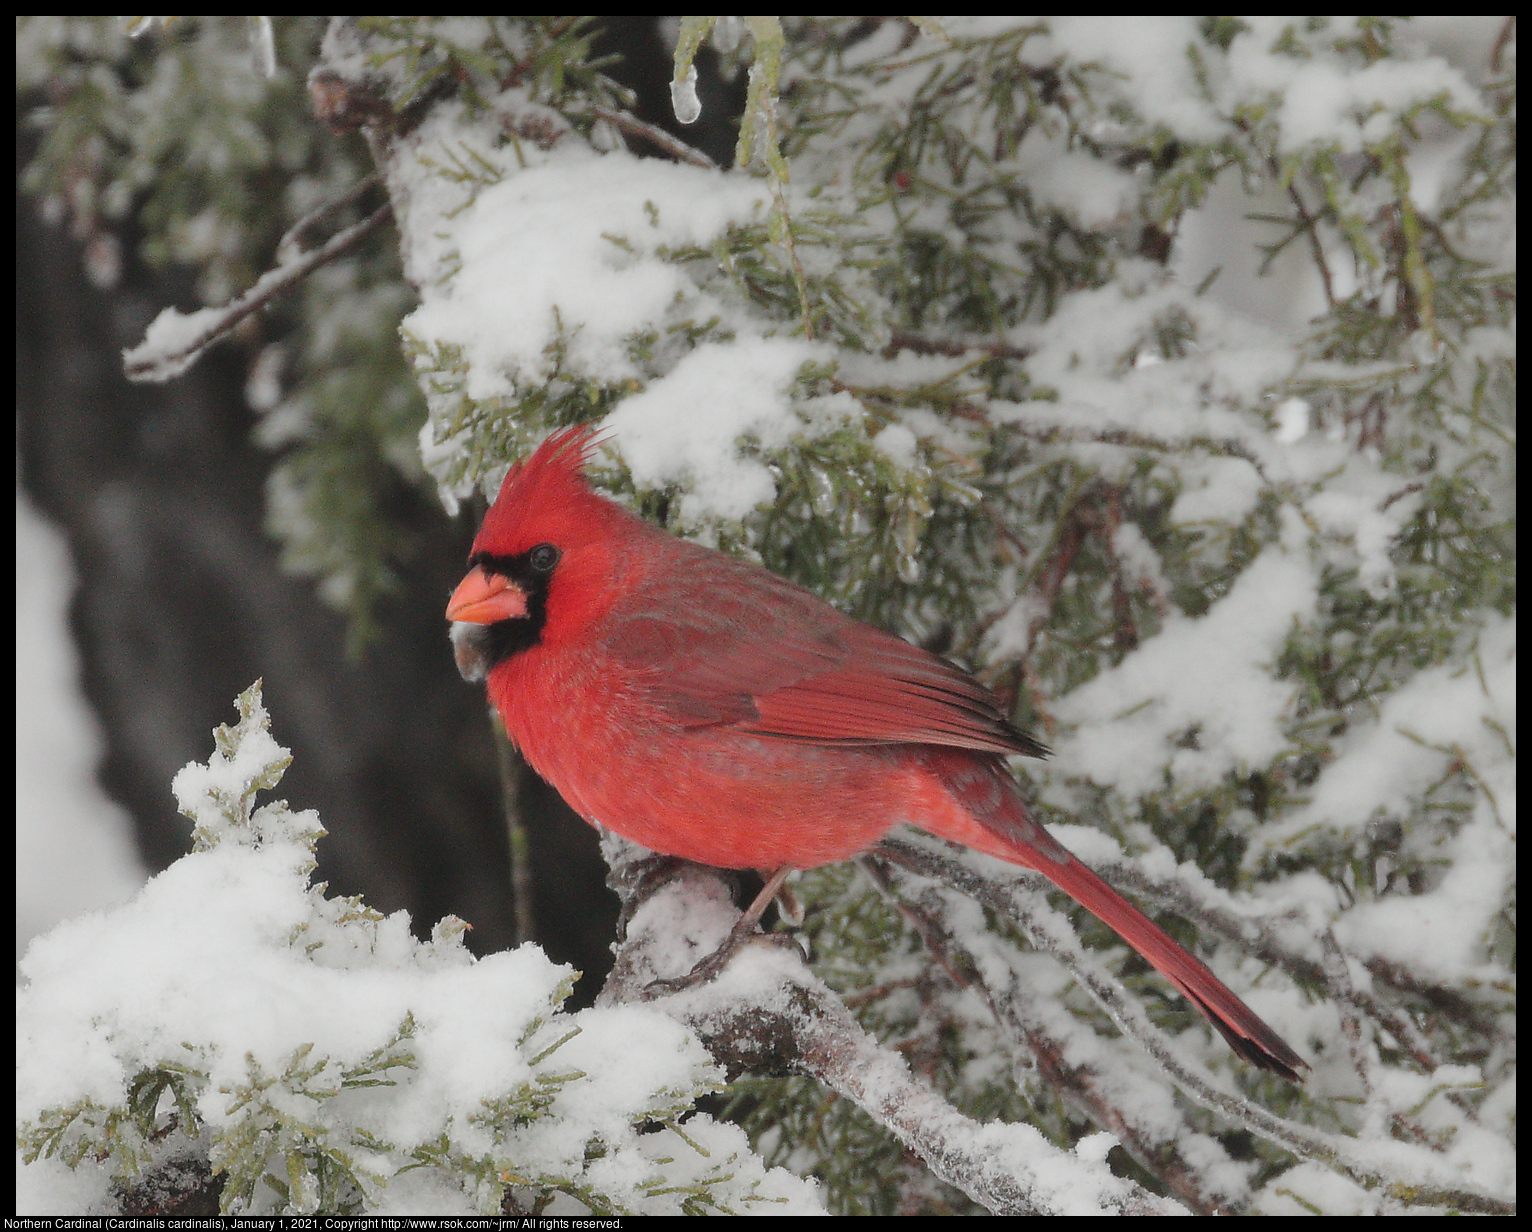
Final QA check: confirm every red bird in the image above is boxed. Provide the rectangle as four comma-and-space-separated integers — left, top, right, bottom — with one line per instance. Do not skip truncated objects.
447, 427, 1306, 1080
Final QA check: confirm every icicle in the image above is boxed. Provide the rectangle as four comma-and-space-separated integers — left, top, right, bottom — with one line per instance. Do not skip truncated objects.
807, 464, 838, 517
249, 16, 276, 79
671, 65, 701, 125
894, 510, 923, 583
712, 15, 744, 56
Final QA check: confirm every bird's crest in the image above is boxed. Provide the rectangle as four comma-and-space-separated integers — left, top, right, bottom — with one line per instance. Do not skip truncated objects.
474, 425, 607, 555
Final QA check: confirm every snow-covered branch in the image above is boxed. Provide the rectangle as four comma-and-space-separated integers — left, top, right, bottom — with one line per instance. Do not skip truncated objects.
596, 849, 1183, 1215
123, 201, 391, 384
865, 837, 1514, 1215
17, 685, 823, 1216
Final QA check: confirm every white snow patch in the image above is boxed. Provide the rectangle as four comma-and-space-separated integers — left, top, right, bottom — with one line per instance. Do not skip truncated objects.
1051, 547, 1318, 796
605, 338, 856, 524
402, 147, 768, 400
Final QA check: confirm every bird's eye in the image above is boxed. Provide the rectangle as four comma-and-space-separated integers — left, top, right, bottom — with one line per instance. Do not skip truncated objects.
528, 543, 560, 572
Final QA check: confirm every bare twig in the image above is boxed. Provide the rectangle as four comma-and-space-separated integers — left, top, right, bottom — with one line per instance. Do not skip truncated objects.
1286, 179, 1337, 309
123, 201, 392, 384
1316, 925, 1376, 1100
884, 330, 1032, 362
1379, 481, 1425, 513
1489, 16, 1515, 74
491, 718, 536, 947
589, 104, 718, 169
276, 173, 383, 264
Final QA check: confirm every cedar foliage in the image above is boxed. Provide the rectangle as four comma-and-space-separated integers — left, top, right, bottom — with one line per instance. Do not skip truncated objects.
18, 16, 1515, 1215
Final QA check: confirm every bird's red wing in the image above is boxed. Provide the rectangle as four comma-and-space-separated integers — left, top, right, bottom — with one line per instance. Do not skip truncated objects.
602, 558, 1046, 758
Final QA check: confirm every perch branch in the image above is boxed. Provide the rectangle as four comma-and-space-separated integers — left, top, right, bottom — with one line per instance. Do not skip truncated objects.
595, 848, 1180, 1215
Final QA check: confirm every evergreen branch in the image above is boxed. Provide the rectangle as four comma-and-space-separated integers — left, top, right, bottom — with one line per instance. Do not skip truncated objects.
1089, 855, 1442, 1074
870, 838, 1515, 1215
1362, 956, 1511, 1055
855, 854, 1229, 1215
1004, 420, 1283, 491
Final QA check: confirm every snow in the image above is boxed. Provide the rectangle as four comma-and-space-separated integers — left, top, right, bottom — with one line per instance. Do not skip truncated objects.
15, 490, 146, 964
604, 337, 859, 525
398, 133, 768, 404
391, 112, 868, 522
997, 276, 1297, 450
119, 303, 224, 381
1037, 17, 1225, 142
16, 687, 824, 1215
1306, 488, 1406, 596
1027, 16, 1488, 157
1226, 19, 1487, 154
1167, 454, 1263, 525
1023, 140, 1139, 230
1273, 397, 1310, 444
870, 422, 919, 468
1262, 613, 1515, 982
1049, 544, 1318, 798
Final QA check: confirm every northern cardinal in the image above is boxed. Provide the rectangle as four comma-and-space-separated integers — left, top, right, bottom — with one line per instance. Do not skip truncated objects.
447, 427, 1305, 1080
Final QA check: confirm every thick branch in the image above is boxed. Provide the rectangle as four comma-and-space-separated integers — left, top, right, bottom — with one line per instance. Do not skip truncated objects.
595, 847, 1180, 1215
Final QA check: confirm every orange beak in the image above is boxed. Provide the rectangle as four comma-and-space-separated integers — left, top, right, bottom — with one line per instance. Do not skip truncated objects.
446, 566, 529, 624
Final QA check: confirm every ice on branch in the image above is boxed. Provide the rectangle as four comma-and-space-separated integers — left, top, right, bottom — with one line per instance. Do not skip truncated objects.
671, 65, 701, 125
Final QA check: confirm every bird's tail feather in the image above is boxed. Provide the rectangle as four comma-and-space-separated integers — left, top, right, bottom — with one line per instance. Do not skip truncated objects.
926, 752, 1306, 1080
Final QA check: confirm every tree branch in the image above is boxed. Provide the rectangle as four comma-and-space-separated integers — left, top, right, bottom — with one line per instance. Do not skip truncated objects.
869, 836, 1516, 1215
856, 854, 1231, 1214
595, 845, 1182, 1215
123, 201, 392, 384
883, 329, 1032, 362
588, 104, 719, 169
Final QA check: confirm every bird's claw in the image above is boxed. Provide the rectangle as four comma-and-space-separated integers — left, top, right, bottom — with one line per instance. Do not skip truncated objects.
644, 927, 803, 998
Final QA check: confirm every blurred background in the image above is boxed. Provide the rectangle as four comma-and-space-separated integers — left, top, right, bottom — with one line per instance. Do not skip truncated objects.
15, 17, 749, 1001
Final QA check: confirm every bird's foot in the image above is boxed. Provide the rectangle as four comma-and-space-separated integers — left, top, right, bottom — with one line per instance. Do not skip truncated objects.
644, 924, 803, 999
641, 865, 802, 999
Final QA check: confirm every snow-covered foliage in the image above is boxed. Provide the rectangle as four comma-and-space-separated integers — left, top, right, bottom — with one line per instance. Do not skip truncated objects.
16, 683, 824, 1216
17, 15, 1515, 1216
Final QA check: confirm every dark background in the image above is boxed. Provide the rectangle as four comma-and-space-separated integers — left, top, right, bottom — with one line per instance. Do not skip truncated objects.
15, 17, 746, 1006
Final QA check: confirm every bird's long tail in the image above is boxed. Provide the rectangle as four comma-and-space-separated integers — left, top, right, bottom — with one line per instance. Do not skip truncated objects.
921, 752, 1306, 1080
